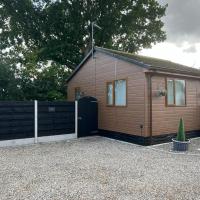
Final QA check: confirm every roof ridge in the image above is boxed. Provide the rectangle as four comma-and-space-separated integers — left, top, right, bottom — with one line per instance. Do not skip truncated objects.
95, 46, 200, 74
94, 46, 151, 68
95, 46, 197, 69
67, 46, 200, 83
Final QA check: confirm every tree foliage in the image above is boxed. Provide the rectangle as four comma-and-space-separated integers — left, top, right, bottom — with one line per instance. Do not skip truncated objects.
0, 0, 167, 100
0, 51, 70, 100
0, 61, 22, 100
19, 61, 71, 100
0, 0, 167, 69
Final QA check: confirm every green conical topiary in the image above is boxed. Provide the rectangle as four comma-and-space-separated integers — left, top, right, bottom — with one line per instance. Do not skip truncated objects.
176, 118, 186, 141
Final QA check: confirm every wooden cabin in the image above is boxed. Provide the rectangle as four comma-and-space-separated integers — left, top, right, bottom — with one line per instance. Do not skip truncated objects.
67, 47, 200, 145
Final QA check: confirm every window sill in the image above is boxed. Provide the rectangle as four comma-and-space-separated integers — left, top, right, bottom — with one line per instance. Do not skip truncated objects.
166, 105, 186, 107
106, 104, 114, 107
106, 105, 127, 107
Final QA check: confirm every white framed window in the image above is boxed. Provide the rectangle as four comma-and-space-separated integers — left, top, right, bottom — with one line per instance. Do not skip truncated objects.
115, 79, 127, 106
166, 79, 186, 106
167, 79, 174, 105
106, 79, 127, 106
107, 82, 113, 106
175, 80, 186, 106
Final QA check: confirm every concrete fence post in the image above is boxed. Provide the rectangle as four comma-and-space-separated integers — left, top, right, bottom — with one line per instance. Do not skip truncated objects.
34, 100, 38, 143
75, 101, 78, 138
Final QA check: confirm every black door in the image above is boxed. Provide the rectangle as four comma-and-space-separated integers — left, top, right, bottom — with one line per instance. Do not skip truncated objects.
78, 96, 98, 137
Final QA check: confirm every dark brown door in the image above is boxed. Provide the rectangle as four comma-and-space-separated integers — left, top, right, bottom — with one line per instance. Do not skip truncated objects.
78, 96, 98, 137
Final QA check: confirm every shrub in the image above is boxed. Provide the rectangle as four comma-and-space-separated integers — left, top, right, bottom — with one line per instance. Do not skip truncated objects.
176, 118, 186, 141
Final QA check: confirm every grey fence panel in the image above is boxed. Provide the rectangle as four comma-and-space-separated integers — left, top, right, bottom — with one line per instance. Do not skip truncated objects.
38, 101, 75, 137
0, 101, 34, 140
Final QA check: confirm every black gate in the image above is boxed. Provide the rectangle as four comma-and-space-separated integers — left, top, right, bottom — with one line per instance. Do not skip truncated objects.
78, 96, 98, 137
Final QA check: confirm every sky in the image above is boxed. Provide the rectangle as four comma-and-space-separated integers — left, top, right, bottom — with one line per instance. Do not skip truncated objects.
139, 0, 200, 69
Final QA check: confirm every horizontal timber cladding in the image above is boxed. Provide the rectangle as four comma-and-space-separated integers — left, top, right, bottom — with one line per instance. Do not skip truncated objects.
151, 75, 200, 136
0, 101, 34, 140
38, 101, 75, 137
67, 51, 147, 137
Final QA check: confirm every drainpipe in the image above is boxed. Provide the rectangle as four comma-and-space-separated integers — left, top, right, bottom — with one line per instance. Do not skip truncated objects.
148, 74, 153, 145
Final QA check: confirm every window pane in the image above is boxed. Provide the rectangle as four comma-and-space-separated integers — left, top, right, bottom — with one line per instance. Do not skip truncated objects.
115, 80, 126, 106
167, 80, 174, 105
175, 80, 185, 106
107, 83, 113, 105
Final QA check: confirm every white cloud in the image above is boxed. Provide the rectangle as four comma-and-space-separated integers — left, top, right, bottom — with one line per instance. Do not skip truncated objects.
163, 0, 200, 45
140, 0, 200, 69
183, 45, 197, 53
140, 43, 200, 69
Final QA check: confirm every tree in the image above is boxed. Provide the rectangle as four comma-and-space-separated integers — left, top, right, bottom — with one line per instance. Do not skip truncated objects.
0, 0, 167, 70
0, 50, 70, 100
0, 61, 22, 100
0, 0, 167, 101
19, 62, 71, 100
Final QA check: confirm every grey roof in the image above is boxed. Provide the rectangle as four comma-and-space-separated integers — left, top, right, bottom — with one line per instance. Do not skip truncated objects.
96, 47, 200, 76
66, 47, 200, 83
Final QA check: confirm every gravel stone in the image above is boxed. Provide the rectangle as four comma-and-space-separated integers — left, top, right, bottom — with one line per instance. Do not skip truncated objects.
0, 136, 200, 200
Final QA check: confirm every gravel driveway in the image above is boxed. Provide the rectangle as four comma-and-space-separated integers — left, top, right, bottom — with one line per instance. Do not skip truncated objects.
0, 136, 200, 200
